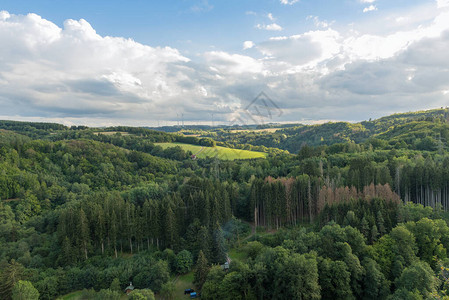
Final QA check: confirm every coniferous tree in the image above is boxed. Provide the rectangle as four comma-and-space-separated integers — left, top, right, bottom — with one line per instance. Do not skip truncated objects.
194, 250, 209, 291
210, 222, 227, 265
78, 208, 90, 260
370, 224, 379, 243
0, 260, 25, 300
110, 278, 121, 293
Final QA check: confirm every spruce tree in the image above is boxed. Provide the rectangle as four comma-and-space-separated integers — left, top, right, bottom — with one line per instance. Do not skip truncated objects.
210, 222, 227, 264
0, 260, 25, 300
194, 250, 209, 291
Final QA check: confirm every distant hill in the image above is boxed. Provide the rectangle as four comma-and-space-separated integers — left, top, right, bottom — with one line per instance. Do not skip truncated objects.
2, 107, 449, 154
193, 108, 449, 153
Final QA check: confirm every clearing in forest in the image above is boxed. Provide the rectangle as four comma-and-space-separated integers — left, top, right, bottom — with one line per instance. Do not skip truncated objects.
156, 142, 267, 160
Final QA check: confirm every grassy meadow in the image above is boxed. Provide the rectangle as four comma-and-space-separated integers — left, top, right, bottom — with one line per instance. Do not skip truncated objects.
156, 142, 267, 160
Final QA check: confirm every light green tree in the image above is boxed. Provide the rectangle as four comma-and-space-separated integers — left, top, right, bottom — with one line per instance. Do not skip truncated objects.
160, 282, 175, 300
12, 281, 39, 300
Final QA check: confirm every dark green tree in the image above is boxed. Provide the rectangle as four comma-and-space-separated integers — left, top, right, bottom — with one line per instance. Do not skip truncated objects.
194, 250, 210, 291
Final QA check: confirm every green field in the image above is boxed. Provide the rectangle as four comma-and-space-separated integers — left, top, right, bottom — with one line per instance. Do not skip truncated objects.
170, 272, 195, 300
156, 142, 267, 160
59, 290, 128, 300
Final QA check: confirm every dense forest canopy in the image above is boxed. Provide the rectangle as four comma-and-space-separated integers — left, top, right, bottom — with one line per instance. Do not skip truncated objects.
3, 108, 449, 299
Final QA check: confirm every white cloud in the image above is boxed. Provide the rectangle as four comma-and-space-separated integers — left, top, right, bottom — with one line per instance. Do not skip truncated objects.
258, 29, 341, 70
266, 23, 283, 31
307, 15, 331, 28
203, 51, 263, 74
256, 23, 283, 31
243, 41, 255, 50
0, 12, 195, 123
360, 0, 376, 3
190, 0, 213, 13
363, 5, 378, 13
280, 0, 299, 5
437, 0, 449, 8
268, 13, 275, 21
2, 7, 449, 126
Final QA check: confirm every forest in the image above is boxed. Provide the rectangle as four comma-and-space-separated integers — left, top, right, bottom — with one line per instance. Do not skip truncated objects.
3, 109, 449, 299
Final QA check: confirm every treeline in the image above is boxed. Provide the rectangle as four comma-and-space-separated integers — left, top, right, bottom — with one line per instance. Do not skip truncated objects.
0, 120, 68, 139
57, 177, 238, 266
205, 108, 449, 153
249, 176, 400, 228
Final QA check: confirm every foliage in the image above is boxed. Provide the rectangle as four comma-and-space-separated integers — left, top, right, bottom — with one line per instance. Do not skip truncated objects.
3, 109, 449, 298
175, 250, 193, 274
129, 289, 156, 300
12, 280, 39, 300
194, 250, 209, 291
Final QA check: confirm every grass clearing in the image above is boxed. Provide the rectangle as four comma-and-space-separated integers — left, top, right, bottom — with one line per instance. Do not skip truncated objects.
156, 142, 267, 160
59, 290, 128, 300
229, 247, 248, 262
154, 272, 195, 300
229, 128, 281, 133
59, 291, 84, 300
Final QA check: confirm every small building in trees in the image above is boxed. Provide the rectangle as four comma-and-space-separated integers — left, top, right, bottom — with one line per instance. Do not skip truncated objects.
221, 261, 229, 271
124, 282, 134, 295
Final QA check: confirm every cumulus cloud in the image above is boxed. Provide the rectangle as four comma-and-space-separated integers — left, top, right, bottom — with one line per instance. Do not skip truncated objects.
258, 29, 341, 70
437, 0, 449, 8
243, 41, 255, 50
0, 11, 196, 124
1, 6, 449, 126
256, 23, 283, 31
280, 0, 299, 5
307, 16, 332, 28
363, 5, 378, 13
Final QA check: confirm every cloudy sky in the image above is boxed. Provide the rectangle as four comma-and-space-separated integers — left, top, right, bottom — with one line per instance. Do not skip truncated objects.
1, 0, 449, 126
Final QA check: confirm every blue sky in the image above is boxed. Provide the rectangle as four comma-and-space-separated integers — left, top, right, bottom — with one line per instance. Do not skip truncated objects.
0, 0, 432, 52
0, 0, 448, 126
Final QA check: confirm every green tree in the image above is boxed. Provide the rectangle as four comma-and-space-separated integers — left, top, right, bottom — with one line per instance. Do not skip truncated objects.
276, 253, 320, 300
362, 258, 389, 300
175, 250, 193, 274
318, 258, 353, 300
394, 261, 438, 298
406, 218, 447, 268
35, 276, 59, 300
110, 278, 121, 293
94, 289, 121, 300
210, 223, 227, 264
160, 282, 175, 300
0, 260, 25, 300
129, 289, 156, 300
194, 250, 210, 291
201, 266, 226, 300
12, 281, 39, 300
390, 288, 423, 300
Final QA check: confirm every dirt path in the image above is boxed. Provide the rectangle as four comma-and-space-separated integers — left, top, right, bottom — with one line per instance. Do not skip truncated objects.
194, 147, 205, 156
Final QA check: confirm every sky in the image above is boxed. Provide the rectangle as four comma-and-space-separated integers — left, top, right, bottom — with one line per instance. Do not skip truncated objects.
1, 0, 449, 127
